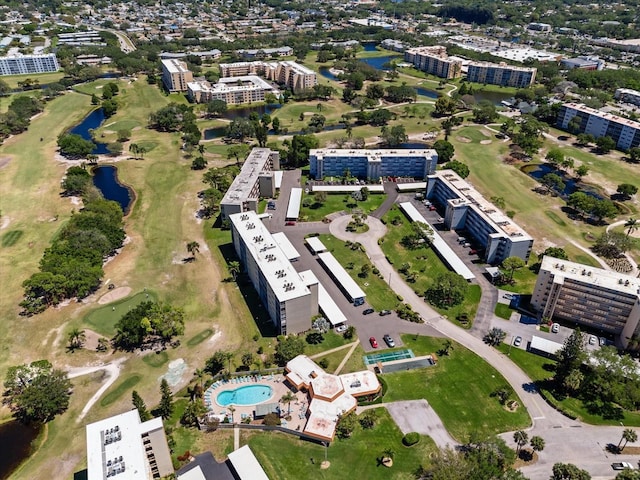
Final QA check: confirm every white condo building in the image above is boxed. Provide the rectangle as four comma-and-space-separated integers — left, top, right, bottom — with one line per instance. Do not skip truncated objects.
187, 75, 280, 104
220, 148, 280, 220
218, 60, 317, 93
532, 257, 640, 347
425, 170, 533, 264
0, 53, 59, 75
229, 211, 318, 335
86, 410, 173, 480
309, 148, 438, 180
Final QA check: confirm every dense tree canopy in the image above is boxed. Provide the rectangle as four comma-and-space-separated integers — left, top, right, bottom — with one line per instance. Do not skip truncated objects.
114, 301, 185, 350
425, 272, 468, 308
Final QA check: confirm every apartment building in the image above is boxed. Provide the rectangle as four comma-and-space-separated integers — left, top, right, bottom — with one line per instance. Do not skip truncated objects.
187, 76, 280, 104
237, 46, 292, 59
615, 88, 640, 107
220, 148, 280, 220
86, 410, 173, 480
556, 103, 640, 151
532, 257, 640, 347
425, 170, 533, 264
0, 53, 59, 75
160, 58, 193, 92
218, 60, 317, 93
309, 148, 438, 180
466, 61, 536, 88
230, 211, 318, 335
404, 46, 463, 79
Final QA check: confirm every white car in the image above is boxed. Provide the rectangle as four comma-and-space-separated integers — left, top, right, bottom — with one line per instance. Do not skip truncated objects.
335, 324, 347, 333
551, 323, 559, 333
589, 335, 597, 345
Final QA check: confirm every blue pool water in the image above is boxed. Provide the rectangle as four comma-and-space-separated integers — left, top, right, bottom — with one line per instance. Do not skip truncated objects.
217, 385, 274, 406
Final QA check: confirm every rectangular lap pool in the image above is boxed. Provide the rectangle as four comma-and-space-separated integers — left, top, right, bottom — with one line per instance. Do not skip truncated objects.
363, 349, 415, 366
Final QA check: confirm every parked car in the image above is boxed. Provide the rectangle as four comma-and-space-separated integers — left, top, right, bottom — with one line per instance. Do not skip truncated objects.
589, 335, 597, 345
363, 308, 375, 315
369, 337, 379, 348
599, 337, 606, 346
428, 205, 437, 211
379, 310, 392, 316
469, 249, 477, 255
383, 334, 395, 348
612, 462, 635, 471
285, 221, 296, 226
513, 336, 522, 347
335, 324, 347, 333
551, 323, 559, 333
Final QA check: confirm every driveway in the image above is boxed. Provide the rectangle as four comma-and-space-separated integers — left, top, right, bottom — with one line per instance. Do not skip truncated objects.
384, 400, 459, 449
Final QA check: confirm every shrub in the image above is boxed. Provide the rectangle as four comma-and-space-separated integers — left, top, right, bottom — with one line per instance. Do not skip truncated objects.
403, 432, 420, 446
318, 358, 329, 369
253, 333, 260, 341
263, 412, 281, 426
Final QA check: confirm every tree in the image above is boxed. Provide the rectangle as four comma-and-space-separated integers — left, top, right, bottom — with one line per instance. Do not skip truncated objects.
618, 428, 638, 452
541, 173, 565, 195
425, 272, 468, 308
228, 261, 241, 281
617, 184, 638, 200
280, 391, 296, 417
575, 165, 589, 179
308, 113, 326, 131
483, 328, 507, 346
513, 430, 528, 456
530, 435, 545, 453
286, 134, 319, 167
57, 133, 96, 158
434, 97, 457, 117
241, 352, 254, 369
225, 118, 255, 143
538, 247, 568, 261
551, 463, 591, 480
512, 116, 547, 155
132, 390, 151, 421
67, 327, 86, 351
555, 329, 586, 390
576, 133, 594, 147
366, 83, 385, 100
186, 241, 200, 259
629, 147, 640, 163
206, 99, 227, 117
563, 369, 583, 393
444, 160, 469, 178
545, 148, 565, 171
117, 129, 131, 142
114, 301, 185, 349
595, 136, 616, 154
625, 218, 638, 237
193, 368, 205, 388
275, 335, 305, 365
359, 411, 376, 429
181, 398, 206, 427
306, 332, 324, 345
271, 117, 281, 134
2, 360, 72, 424
615, 470, 640, 480
205, 350, 233, 376
191, 156, 207, 170
472, 100, 498, 124
227, 144, 250, 166
434, 140, 455, 163
379, 125, 407, 147
336, 411, 357, 438
501, 257, 526, 283
159, 378, 174, 420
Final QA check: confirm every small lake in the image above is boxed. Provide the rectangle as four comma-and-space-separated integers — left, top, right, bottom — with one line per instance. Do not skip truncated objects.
205, 123, 346, 140
319, 67, 338, 81
0, 420, 42, 479
222, 104, 281, 121
363, 43, 378, 52
472, 90, 514, 106
69, 108, 110, 155
92, 165, 133, 214
400, 142, 430, 149
521, 163, 602, 199
415, 87, 439, 99
361, 55, 402, 71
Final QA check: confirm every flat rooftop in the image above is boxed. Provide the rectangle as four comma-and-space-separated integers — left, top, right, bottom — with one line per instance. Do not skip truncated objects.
227, 445, 269, 480
272, 232, 300, 260
188, 75, 277, 94
541, 256, 640, 297
311, 148, 438, 162
299, 270, 346, 326
317, 251, 366, 301
221, 148, 277, 208
286, 187, 302, 220
230, 211, 310, 303
161, 58, 189, 74
562, 102, 640, 129
430, 170, 532, 241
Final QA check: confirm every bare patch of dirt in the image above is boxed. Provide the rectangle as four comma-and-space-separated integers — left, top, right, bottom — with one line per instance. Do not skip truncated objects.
0, 156, 11, 169
456, 136, 472, 143
98, 286, 132, 304
83, 329, 102, 351
0, 216, 10, 230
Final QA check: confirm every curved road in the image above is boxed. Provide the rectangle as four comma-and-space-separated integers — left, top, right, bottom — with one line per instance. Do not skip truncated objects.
328, 214, 637, 479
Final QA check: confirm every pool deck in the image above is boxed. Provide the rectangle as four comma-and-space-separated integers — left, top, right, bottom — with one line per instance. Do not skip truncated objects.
203, 374, 310, 431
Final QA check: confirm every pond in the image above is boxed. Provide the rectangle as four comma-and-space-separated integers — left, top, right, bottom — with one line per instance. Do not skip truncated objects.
319, 66, 338, 81
222, 104, 282, 121
92, 165, 133, 214
360, 55, 402, 71
415, 87, 439, 99
0, 420, 42, 479
521, 163, 602, 199
69, 108, 110, 155
399, 142, 431, 149
362, 42, 378, 52
205, 123, 346, 140
472, 90, 514, 106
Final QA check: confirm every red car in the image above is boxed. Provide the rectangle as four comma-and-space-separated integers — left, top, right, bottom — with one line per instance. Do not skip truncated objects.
428, 205, 437, 211
369, 337, 379, 348
285, 221, 296, 226
469, 249, 477, 255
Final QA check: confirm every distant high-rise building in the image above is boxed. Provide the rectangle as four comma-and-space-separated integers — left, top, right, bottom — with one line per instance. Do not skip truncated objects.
466, 61, 536, 88
404, 46, 463, 79
160, 58, 193, 92
0, 53, 59, 76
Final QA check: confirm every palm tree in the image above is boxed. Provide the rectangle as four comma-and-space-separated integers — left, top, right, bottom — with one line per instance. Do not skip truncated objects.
228, 405, 236, 423
530, 435, 545, 454
280, 391, 296, 417
228, 261, 241, 281
186, 241, 200, 258
625, 218, 638, 238
381, 448, 395, 467
441, 339, 453, 356
67, 328, 86, 351
513, 430, 528, 456
198, 144, 205, 155
193, 368, 205, 388
129, 143, 140, 159
618, 428, 638, 452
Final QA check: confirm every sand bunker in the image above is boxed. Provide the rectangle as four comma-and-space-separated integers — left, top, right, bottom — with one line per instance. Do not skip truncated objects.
98, 286, 132, 304
456, 136, 472, 143
480, 140, 492, 145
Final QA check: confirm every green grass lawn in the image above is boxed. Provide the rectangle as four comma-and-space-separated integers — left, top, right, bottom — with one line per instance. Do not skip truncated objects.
495, 344, 640, 426
378, 206, 481, 326
83, 290, 158, 337
381, 335, 530, 441
319, 234, 399, 311
1, 71, 65, 89
300, 193, 386, 222
305, 331, 351, 356
494, 303, 514, 320
249, 408, 437, 480
314, 349, 350, 373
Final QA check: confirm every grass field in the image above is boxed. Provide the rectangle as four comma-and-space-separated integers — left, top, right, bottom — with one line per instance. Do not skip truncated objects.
319, 234, 399, 311
1, 71, 65, 89
83, 290, 158, 336
249, 408, 437, 480
300, 192, 385, 222
383, 336, 530, 441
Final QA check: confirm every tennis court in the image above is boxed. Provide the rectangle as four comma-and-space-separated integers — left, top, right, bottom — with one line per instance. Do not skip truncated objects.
363, 349, 415, 366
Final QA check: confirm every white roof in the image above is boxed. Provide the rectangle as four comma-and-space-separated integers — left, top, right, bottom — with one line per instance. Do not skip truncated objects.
305, 236, 327, 254
178, 466, 207, 480
228, 445, 269, 480
188, 75, 278, 95
310, 185, 385, 193
161, 58, 189, 74
286, 187, 302, 220
299, 270, 347, 326
274, 170, 283, 189
86, 410, 151, 480
530, 335, 563, 355
339, 370, 380, 396
230, 211, 310, 302
399, 202, 475, 281
221, 148, 277, 209
317, 251, 366, 301
396, 182, 426, 192
272, 232, 300, 260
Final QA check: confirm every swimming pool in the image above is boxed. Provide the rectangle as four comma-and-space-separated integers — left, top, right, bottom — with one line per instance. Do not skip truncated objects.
363, 349, 415, 366
216, 385, 274, 406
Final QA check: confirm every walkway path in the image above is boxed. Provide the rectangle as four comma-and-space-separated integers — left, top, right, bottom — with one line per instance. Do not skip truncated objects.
309, 341, 357, 360
568, 239, 611, 271
234, 424, 240, 450
333, 340, 360, 375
